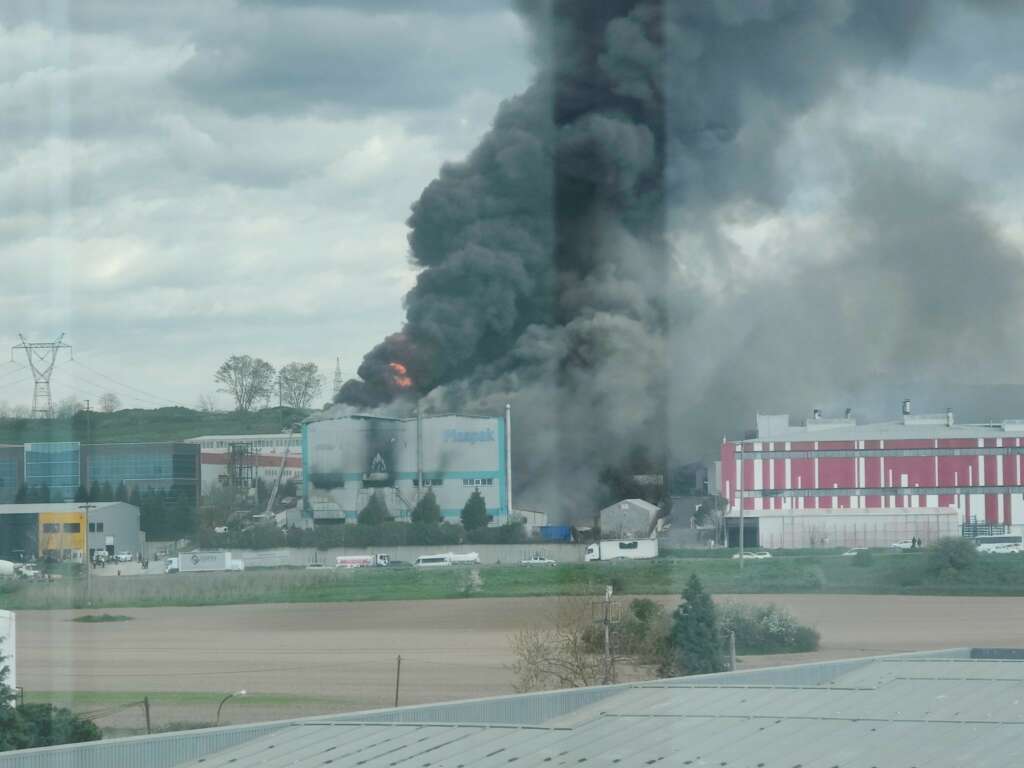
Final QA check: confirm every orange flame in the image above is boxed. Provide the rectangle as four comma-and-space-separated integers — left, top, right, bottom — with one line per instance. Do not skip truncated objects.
389, 362, 413, 389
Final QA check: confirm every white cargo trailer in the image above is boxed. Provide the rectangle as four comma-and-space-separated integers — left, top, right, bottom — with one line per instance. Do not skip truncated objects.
584, 538, 658, 562
175, 551, 245, 573
335, 554, 390, 568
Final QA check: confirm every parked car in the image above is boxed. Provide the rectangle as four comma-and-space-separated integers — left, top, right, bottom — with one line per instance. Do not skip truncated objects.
890, 540, 915, 551
521, 554, 558, 566
114, 552, 134, 562
18, 564, 41, 580
305, 562, 329, 570
841, 548, 868, 557
732, 551, 772, 560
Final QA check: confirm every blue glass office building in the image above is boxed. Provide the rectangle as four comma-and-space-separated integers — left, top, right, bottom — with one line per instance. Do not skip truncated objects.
24, 442, 81, 502
0, 446, 23, 504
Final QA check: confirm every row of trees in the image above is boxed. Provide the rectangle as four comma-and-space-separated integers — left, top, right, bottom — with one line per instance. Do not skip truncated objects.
214, 356, 324, 411
357, 489, 490, 531
0, 393, 122, 420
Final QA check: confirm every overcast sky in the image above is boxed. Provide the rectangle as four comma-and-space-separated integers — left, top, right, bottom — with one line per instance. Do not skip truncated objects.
2, 1, 1023, 422
0, 0, 533, 412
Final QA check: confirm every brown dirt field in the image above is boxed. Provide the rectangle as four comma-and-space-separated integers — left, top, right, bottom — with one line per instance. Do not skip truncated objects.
16, 593, 1024, 730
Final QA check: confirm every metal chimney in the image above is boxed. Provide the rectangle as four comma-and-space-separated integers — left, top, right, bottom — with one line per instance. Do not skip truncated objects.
812, 408, 822, 420
902, 399, 911, 416
844, 408, 852, 419
946, 408, 954, 427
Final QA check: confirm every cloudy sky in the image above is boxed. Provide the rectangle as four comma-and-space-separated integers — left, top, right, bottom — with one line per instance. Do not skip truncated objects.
2, 1, 1023, 427
0, 0, 533, 412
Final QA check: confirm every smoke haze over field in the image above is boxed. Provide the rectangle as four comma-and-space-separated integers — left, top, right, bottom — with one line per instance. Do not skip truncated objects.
337, 1, 1024, 518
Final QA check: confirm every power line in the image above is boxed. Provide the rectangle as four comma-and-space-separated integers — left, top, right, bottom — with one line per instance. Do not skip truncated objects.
69, 360, 185, 409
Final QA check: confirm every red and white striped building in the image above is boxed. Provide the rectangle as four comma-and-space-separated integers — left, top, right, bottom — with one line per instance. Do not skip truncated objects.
720, 406, 1024, 526
184, 434, 303, 496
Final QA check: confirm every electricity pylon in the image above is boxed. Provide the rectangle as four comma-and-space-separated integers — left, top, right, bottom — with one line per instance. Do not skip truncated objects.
12, 333, 72, 419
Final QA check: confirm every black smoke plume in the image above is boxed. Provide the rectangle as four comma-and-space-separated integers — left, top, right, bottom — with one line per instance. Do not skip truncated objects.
338, 1, 1021, 518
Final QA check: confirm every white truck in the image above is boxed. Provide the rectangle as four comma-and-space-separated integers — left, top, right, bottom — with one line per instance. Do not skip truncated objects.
335, 554, 391, 569
167, 551, 245, 574
585, 538, 659, 562
413, 551, 481, 567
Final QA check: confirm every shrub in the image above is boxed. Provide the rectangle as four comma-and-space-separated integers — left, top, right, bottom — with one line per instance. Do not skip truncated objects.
718, 602, 820, 654
927, 537, 978, 577
466, 523, 526, 545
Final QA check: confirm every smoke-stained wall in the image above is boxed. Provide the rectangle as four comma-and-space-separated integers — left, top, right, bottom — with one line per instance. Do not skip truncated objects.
304, 413, 506, 523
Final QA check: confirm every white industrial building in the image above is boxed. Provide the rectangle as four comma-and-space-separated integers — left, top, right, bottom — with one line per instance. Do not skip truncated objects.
599, 498, 659, 538
303, 407, 511, 524
185, 434, 303, 496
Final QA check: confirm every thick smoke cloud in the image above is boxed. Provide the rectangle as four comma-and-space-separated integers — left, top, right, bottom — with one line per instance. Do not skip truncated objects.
338, 0, 1022, 518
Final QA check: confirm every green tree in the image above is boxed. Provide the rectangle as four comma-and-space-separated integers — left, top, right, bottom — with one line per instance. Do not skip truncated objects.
114, 481, 128, 502
0, 649, 28, 751
73, 485, 89, 503
460, 489, 490, 531
411, 489, 442, 525
16, 704, 101, 748
13, 485, 27, 504
88, 482, 101, 502
666, 574, 725, 676
215, 355, 276, 412
927, 537, 978, 577
357, 492, 391, 526
99, 481, 115, 502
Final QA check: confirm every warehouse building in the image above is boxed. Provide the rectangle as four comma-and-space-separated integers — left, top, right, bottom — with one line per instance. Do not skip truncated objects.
0, 501, 142, 562
184, 433, 303, 495
599, 498, 659, 538
0, 441, 200, 505
717, 404, 1024, 546
303, 408, 511, 524
4, 648, 1022, 767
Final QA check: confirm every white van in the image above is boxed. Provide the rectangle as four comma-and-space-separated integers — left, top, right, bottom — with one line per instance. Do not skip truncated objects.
414, 554, 452, 568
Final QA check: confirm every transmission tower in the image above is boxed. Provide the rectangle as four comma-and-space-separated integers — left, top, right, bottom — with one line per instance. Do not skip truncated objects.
12, 333, 72, 419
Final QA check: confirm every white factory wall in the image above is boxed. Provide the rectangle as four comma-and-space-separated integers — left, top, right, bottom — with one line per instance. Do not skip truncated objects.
753, 507, 959, 549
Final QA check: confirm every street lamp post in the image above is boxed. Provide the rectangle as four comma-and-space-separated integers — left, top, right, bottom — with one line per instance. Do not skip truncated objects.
215, 690, 246, 726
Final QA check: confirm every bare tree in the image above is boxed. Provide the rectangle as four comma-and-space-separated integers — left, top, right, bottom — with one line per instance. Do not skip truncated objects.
510, 596, 608, 692
98, 392, 121, 413
277, 362, 323, 409
196, 393, 218, 413
55, 396, 83, 419
214, 355, 276, 412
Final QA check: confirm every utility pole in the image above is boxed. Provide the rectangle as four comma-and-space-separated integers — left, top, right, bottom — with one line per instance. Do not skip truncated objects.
728, 630, 736, 671
602, 585, 612, 684
143, 696, 151, 734
394, 654, 402, 707
12, 333, 72, 419
79, 501, 96, 593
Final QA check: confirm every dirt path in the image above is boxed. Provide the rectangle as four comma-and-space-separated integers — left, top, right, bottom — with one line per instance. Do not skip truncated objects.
15, 593, 1024, 729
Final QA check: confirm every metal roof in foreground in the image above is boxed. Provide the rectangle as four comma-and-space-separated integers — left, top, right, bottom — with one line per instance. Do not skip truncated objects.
4, 648, 1024, 768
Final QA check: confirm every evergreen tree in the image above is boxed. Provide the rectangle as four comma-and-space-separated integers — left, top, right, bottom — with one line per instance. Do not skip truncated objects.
73, 485, 89, 503
0, 648, 28, 751
36, 484, 50, 503
411, 488, 442, 525
666, 574, 725, 676
13, 485, 27, 504
99, 481, 115, 502
357, 492, 391, 526
88, 482, 101, 502
128, 486, 142, 508
460, 489, 490, 531
114, 481, 128, 502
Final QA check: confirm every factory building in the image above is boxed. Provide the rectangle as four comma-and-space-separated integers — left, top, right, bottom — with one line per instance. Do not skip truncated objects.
303, 408, 511, 524
184, 433, 303, 496
0, 441, 200, 505
717, 403, 1024, 546
0, 501, 143, 562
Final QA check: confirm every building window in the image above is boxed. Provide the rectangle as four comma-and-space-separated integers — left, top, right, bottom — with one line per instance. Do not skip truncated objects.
88, 523, 95, 532
63, 523, 81, 533
42, 523, 60, 533
95, 522, 104, 533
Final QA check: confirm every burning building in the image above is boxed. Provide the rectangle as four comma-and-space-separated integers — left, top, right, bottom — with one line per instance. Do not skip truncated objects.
303, 406, 512, 525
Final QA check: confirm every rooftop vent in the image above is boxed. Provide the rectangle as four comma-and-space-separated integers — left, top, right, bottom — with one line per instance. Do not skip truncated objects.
902, 399, 912, 416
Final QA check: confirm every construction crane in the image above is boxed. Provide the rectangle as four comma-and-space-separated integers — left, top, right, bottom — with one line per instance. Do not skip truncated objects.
264, 424, 300, 516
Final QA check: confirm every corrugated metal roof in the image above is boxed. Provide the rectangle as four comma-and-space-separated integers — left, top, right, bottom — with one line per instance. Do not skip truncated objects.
747, 415, 1024, 442
171, 654, 1024, 768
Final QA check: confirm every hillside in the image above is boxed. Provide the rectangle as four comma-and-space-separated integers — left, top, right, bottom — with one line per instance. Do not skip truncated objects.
0, 406, 312, 445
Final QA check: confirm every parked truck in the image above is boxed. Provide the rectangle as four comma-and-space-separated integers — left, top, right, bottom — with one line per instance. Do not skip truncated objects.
584, 538, 658, 562
335, 554, 391, 568
167, 551, 245, 574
